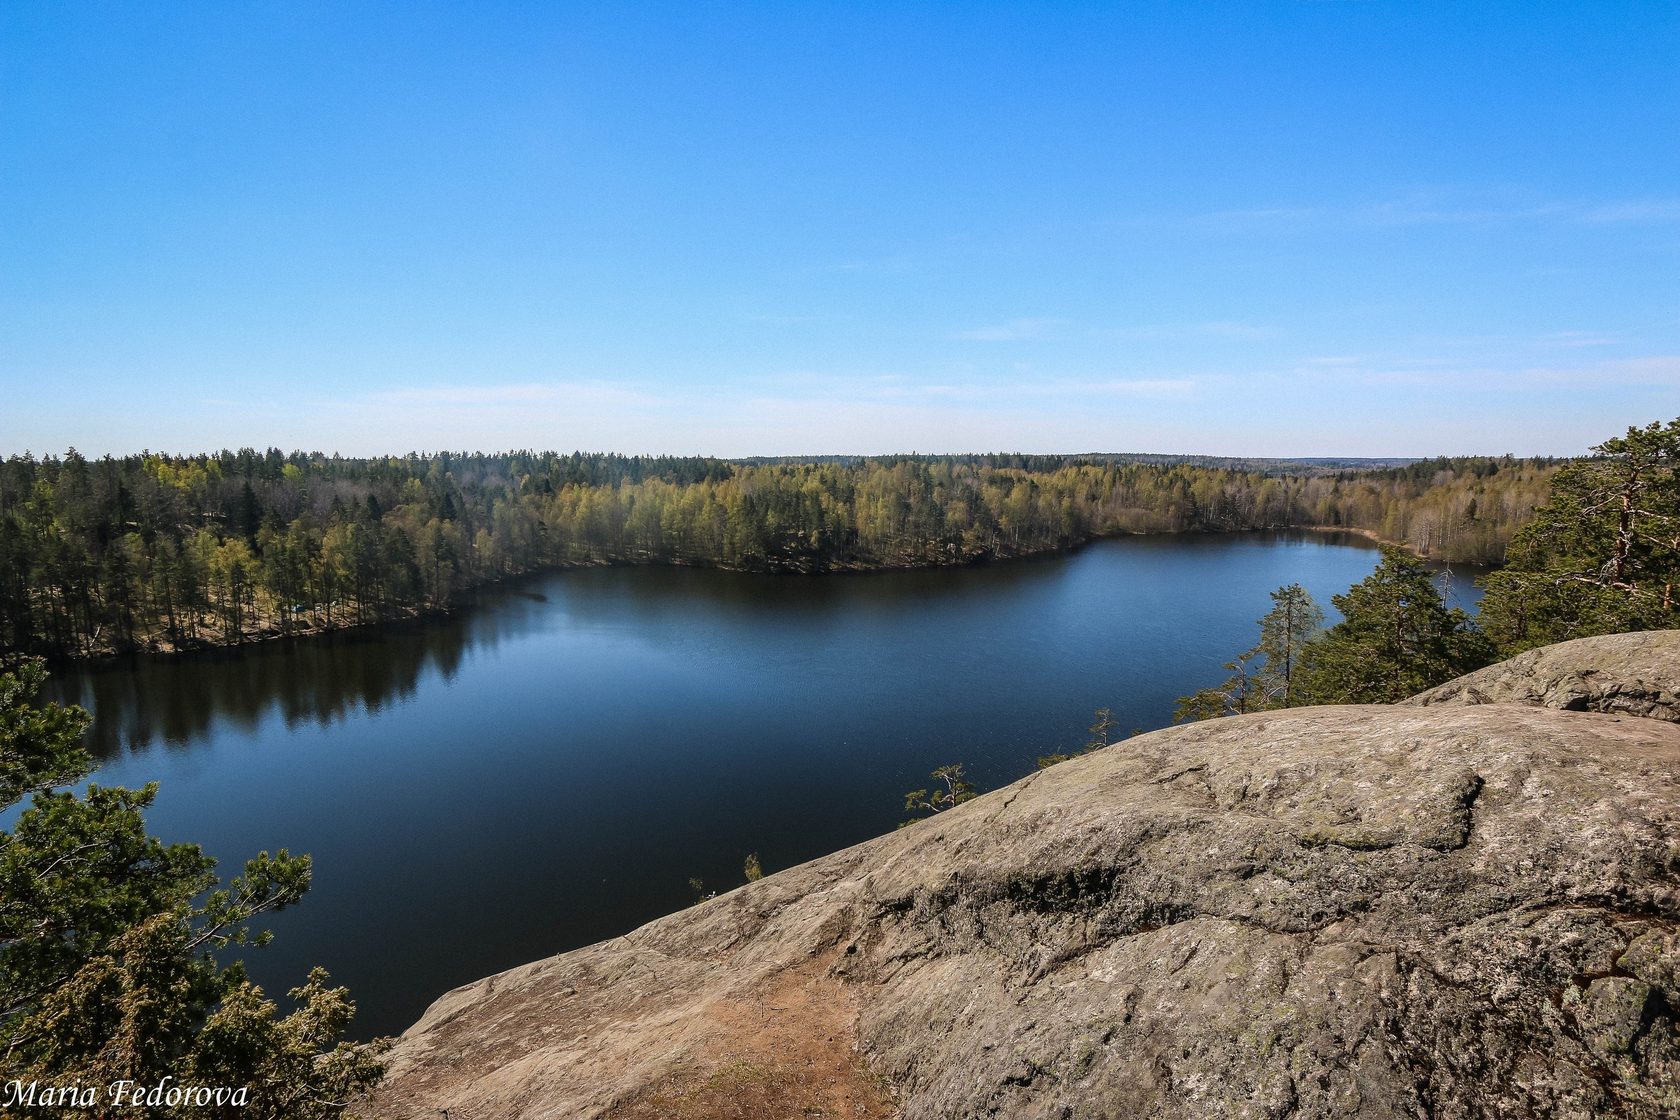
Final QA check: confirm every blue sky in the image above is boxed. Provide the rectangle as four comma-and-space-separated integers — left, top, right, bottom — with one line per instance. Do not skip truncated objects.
2, 1, 1676, 458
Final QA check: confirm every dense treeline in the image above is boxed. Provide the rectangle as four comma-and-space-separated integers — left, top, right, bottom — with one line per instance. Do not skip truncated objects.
0, 447, 1556, 658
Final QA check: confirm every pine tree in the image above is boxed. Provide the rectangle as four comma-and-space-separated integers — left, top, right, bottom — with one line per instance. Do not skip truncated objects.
903, 764, 978, 821
1254, 583, 1324, 708
1300, 548, 1491, 704
0, 659, 386, 1117
1480, 417, 1680, 652
1174, 584, 1324, 720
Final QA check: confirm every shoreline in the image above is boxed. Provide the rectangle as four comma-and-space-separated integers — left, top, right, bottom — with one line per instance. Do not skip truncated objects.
27, 525, 1461, 667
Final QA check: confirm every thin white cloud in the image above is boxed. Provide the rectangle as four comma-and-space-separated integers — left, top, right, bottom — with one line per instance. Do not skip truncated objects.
1198, 321, 1276, 340
1068, 378, 1198, 396
1579, 199, 1680, 224
1190, 193, 1680, 233
1523, 355, 1680, 387
363, 381, 662, 408
1537, 331, 1620, 348
951, 318, 1279, 344
1285, 353, 1680, 392
952, 318, 1065, 342
737, 311, 835, 325
819, 253, 918, 274
1288, 363, 1461, 389
1196, 206, 1319, 228
744, 372, 1201, 407
1093, 321, 1276, 342
1363, 199, 1568, 226
1299, 355, 1372, 367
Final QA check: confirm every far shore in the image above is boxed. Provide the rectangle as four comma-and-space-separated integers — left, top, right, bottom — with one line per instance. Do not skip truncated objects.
31, 525, 1482, 666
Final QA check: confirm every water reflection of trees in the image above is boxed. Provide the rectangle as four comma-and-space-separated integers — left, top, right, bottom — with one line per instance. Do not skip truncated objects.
45, 534, 1483, 759
49, 618, 474, 757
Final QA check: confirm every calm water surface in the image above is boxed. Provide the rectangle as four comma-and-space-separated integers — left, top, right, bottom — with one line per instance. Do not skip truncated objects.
44, 532, 1480, 1037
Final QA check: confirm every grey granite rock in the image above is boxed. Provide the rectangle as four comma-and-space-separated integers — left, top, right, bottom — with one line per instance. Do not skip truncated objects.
1407, 629, 1680, 722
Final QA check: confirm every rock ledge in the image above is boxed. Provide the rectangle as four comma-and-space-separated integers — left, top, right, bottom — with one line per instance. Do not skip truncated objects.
1407, 629, 1680, 722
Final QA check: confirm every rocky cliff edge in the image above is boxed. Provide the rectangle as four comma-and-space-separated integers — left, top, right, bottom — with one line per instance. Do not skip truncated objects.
374, 631, 1680, 1119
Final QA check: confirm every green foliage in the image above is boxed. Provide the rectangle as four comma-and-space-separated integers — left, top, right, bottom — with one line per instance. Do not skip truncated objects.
0, 658, 91, 803
1299, 548, 1492, 704
742, 853, 763, 883
1085, 707, 1116, 752
0, 659, 385, 1117
1479, 418, 1680, 652
0, 448, 1555, 658
1037, 707, 1118, 768
903, 764, 978, 821
1175, 584, 1324, 721
1174, 650, 1268, 723
1254, 583, 1323, 708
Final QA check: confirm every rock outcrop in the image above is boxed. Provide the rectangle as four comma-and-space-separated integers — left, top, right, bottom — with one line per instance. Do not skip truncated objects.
1407, 629, 1680, 723
375, 634, 1680, 1119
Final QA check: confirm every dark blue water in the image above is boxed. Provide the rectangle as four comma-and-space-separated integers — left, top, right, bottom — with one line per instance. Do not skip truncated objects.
40, 532, 1479, 1038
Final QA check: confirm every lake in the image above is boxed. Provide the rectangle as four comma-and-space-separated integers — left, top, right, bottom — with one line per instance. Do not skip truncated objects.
42, 531, 1481, 1038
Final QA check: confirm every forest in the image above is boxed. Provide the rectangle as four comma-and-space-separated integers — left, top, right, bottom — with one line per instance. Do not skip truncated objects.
0, 448, 1558, 658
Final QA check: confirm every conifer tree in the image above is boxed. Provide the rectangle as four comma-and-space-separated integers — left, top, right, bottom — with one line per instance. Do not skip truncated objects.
1253, 583, 1323, 708
1479, 418, 1680, 652
903, 764, 977, 821
1175, 584, 1323, 720
0, 659, 385, 1118
1299, 548, 1491, 704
